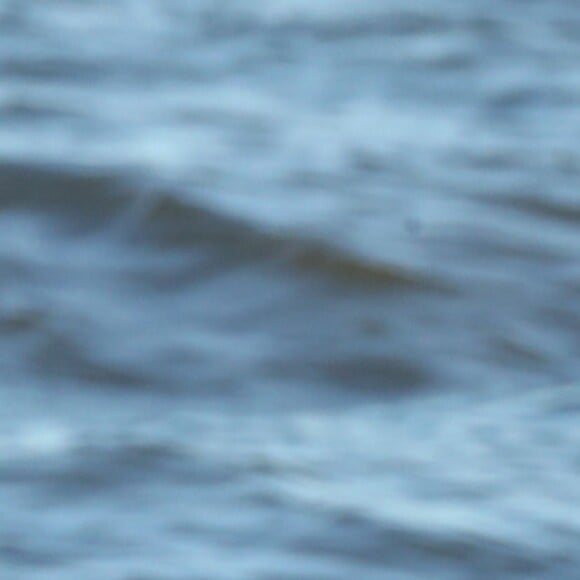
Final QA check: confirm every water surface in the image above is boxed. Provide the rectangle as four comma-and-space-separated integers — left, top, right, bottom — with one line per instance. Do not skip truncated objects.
1, 1, 580, 578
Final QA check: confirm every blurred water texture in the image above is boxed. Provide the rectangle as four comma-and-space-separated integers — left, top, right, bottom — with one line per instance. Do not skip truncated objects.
1, 1, 580, 578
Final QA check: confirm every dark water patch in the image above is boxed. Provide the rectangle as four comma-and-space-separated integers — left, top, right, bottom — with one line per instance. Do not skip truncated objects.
294, 11, 451, 41
302, 353, 429, 394
30, 327, 152, 390
122, 187, 433, 291
120, 200, 447, 293
287, 239, 439, 291
448, 147, 530, 172
496, 193, 580, 229
126, 188, 261, 250
488, 333, 552, 368
0, 162, 439, 293
0, 541, 69, 568
2, 55, 106, 82
0, 97, 86, 123
487, 85, 574, 113
0, 305, 48, 335
0, 161, 129, 235
193, 6, 454, 42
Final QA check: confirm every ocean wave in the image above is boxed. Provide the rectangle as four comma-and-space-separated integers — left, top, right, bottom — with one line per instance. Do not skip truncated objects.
0, 161, 436, 291
2, 158, 579, 396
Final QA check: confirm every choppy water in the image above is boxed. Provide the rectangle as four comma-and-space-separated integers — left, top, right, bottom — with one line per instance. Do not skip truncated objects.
1, 1, 580, 578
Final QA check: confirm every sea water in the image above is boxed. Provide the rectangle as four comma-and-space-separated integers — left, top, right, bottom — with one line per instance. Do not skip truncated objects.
1, 1, 580, 578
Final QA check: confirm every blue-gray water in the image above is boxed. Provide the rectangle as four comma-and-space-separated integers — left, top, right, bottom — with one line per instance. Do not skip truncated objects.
1, 1, 580, 578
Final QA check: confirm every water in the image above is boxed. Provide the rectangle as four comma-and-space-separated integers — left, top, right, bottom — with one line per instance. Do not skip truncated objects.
1, 1, 580, 578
